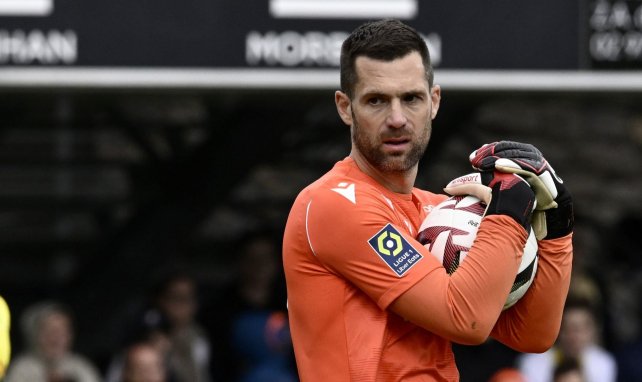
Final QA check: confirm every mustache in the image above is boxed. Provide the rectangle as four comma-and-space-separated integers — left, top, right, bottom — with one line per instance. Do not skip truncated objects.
381, 129, 414, 139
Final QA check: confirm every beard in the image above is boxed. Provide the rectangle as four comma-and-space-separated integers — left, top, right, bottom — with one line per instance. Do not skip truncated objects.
351, 112, 432, 173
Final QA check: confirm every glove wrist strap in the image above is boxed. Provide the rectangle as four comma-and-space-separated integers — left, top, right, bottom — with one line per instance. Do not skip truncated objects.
543, 200, 574, 239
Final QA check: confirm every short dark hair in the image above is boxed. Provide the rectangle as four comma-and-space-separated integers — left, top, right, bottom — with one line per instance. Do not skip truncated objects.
340, 19, 433, 99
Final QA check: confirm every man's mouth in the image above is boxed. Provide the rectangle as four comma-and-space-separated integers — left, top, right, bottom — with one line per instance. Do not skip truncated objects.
383, 137, 410, 147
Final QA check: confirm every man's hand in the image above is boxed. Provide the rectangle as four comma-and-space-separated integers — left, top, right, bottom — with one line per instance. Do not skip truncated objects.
445, 172, 536, 233
469, 141, 557, 207
469, 141, 573, 239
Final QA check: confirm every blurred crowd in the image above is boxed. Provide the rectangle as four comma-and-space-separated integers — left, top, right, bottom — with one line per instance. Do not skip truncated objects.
2, 214, 642, 382
2, 231, 297, 382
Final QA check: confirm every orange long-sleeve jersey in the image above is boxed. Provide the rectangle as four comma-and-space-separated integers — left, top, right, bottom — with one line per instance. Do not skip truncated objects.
282, 157, 572, 382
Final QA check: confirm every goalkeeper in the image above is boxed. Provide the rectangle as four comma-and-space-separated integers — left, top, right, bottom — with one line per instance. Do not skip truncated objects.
282, 19, 573, 382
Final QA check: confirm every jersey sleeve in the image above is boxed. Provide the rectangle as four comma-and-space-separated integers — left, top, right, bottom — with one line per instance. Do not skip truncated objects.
392, 215, 530, 344
305, 185, 443, 310
490, 233, 573, 352
306, 180, 540, 345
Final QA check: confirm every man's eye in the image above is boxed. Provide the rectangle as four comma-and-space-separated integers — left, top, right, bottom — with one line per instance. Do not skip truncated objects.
367, 97, 382, 105
404, 94, 420, 103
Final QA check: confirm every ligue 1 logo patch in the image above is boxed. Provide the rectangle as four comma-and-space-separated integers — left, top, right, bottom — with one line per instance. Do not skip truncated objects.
368, 224, 423, 277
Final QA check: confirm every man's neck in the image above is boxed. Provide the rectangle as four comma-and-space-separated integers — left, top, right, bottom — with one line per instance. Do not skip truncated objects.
350, 153, 417, 194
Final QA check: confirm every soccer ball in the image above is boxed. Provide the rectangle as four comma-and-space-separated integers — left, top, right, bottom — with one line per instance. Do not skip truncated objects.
417, 195, 538, 310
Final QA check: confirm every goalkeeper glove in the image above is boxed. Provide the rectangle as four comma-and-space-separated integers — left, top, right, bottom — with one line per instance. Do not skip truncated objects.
444, 171, 536, 233
469, 141, 573, 239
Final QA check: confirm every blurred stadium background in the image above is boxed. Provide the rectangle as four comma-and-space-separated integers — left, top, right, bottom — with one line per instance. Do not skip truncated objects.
1, 0, 641, 380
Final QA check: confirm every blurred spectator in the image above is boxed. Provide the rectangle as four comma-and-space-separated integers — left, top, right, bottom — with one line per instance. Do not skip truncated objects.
517, 297, 617, 382
5, 300, 102, 382
107, 271, 210, 382
567, 271, 603, 309
121, 342, 167, 382
106, 309, 174, 382
487, 367, 526, 382
153, 272, 211, 382
207, 232, 296, 382
553, 357, 585, 382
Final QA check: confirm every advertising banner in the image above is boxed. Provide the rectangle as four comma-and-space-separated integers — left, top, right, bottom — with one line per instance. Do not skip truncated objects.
1, 0, 641, 90
0, 0, 580, 69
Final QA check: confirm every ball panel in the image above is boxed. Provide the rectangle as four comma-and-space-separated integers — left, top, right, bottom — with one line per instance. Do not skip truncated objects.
418, 195, 484, 274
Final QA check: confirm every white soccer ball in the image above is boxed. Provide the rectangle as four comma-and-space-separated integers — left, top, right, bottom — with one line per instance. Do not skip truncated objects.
417, 195, 538, 310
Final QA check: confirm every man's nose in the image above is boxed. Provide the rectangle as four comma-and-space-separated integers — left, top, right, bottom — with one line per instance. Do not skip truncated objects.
386, 99, 407, 128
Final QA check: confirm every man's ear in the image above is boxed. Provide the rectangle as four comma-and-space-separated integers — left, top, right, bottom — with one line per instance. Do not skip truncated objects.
430, 84, 441, 120
335, 91, 353, 126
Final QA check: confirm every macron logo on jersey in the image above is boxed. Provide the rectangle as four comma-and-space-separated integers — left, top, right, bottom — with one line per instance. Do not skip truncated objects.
368, 224, 423, 277
331, 182, 356, 204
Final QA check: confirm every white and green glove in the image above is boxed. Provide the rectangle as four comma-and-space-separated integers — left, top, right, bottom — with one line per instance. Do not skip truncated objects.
469, 141, 574, 240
